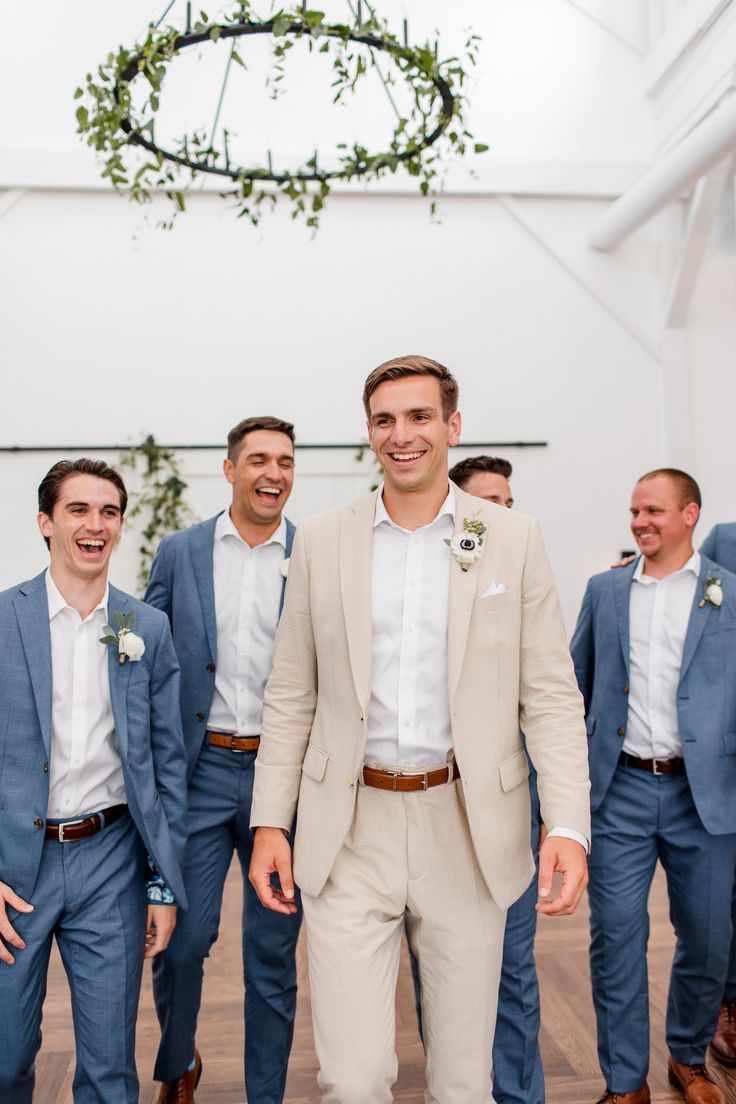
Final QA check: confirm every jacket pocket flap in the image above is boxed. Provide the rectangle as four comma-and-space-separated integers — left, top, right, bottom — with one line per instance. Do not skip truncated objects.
302, 743, 329, 782
498, 748, 530, 793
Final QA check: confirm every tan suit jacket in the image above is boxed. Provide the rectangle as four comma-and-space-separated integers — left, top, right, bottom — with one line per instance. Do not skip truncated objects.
251, 485, 590, 909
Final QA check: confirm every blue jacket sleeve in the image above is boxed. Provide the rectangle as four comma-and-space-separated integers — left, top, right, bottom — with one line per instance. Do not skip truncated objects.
700, 526, 717, 561
144, 539, 173, 622
570, 583, 595, 714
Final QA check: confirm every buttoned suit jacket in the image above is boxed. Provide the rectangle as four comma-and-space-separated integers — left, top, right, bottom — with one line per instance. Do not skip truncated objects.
144, 513, 296, 778
701, 523, 736, 573
570, 554, 736, 834
250, 486, 590, 910
0, 572, 188, 905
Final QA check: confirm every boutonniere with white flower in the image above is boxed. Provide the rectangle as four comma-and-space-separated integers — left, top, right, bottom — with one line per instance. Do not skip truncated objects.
445, 514, 487, 572
100, 611, 146, 663
281, 558, 290, 579
699, 572, 724, 609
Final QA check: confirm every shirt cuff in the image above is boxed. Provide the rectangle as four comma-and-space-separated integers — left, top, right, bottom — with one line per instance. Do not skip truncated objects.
146, 857, 176, 905
547, 826, 590, 853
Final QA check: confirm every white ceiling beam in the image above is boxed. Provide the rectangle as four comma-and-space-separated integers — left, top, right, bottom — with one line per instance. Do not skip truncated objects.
664, 155, 734, 327
591, 92, 736, 251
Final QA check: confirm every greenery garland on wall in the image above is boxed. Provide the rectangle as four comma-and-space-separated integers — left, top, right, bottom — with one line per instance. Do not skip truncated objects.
119, 435, 197, 591
75, 3, 485, 229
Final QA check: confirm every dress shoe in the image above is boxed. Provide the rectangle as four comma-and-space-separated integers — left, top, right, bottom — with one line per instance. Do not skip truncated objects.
157, 1050, 202, 1103
710, 999, 736, 1065
667, 1057, 725, 1103
594, 1086, 650, 1103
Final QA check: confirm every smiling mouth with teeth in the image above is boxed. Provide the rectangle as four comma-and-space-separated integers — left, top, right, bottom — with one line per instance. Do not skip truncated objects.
77, 539, 105, 555
255, 487, 281, 498
390, 452, 425, 463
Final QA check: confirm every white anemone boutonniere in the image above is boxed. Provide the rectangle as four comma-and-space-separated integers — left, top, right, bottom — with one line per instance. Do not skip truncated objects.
445, 515, 487, 572
100, 611, 146, 664
699, 572, 724, 609
281, 557, 290, 579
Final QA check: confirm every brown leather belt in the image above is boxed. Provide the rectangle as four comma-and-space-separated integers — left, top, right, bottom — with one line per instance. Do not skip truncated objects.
206, 731, 260, 753
619, 751, 685, 776
361, 762, 461, 792
45, 803, 128, 842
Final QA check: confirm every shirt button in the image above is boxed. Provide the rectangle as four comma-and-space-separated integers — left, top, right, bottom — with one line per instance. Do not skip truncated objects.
617, 727, 626, 736
34, 818, 44, 829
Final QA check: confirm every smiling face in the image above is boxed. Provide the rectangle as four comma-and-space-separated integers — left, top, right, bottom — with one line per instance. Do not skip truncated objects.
38, 473, 123, 584
224, 429, 295, 528
367, 375, 461, 498
462, 471, 514, 508
629, 474, 699, 563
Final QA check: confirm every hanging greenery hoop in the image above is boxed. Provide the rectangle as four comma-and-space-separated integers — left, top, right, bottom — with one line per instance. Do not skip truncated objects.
76, 3, 485, 229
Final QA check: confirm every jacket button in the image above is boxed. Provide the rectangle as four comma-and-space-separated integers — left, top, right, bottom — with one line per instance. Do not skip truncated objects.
43, 762, 49, 773
617, 727, 625, 736
206, 663, 215, 673
196, 712, 205, 722
348, 779, 355, 788
623, 684, 629, 694
34, 818, 44, 829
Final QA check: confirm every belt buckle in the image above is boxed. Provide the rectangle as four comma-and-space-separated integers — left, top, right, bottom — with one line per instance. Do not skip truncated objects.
231, 736, 246, 753
57, 817, 85, 843
652, 757, 666, 775
420, 771, 429, 790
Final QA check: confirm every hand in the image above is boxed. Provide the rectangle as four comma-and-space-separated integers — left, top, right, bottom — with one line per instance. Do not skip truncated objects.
249, 828, 298, 915
0, 880, 33, 965
144, 905, 177, 959
536, 836, 588, 916
610, 555, 636, 569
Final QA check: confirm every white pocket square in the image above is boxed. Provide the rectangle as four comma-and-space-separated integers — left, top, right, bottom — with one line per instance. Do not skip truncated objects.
482, 582, 507, 597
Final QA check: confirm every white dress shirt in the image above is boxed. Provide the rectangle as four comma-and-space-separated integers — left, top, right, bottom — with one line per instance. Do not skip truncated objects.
207, 511, 287, 736
46, 570, 126, 818
624, 551, 700, 760
364, 488, 586, 850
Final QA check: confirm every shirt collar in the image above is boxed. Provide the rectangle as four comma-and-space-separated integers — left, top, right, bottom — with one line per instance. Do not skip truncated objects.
633, 549, 701, 584
45, 569, 109, 622
215, 509, 287, 550
373, 484, 456, 532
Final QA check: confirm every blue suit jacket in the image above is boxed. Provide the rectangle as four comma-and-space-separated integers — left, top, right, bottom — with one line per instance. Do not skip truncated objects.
570, 554, 736, 835
701, 523, 736, 573
144, 513, 295, 776
0, 573, 188, 905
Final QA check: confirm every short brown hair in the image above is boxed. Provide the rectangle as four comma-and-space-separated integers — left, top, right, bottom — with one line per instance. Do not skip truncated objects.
450, 455, 512, 489
227, 416, 295, 462
38, 458, 128, 549
362, 355, 459, 421
637, 468, 701, 509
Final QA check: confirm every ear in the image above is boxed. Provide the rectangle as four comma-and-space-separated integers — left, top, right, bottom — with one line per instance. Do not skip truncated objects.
37, 511, 53, 542
684, 502, 700, 529
448, 410, 462, 447
223, 458, 235, 486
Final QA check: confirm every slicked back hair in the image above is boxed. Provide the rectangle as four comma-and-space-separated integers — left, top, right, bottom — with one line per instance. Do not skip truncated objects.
38, 458, 128, 550
449, 455, 512, 489
227, 416, 295, 462
637, 468, 702, 510
363, 355, 459, 421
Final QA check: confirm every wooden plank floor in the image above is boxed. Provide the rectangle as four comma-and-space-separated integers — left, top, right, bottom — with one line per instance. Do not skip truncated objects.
34, 863, 736, 1103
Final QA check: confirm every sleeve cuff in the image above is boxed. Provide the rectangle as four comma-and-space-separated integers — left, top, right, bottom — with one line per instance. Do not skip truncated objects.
146, 857, 177, 905
547, 826, 590, 853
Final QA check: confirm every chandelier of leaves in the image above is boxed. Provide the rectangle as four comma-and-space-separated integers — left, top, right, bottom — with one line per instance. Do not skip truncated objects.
75, 1, 485, 229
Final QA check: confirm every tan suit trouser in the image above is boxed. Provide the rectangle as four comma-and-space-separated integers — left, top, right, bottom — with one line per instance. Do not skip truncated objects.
301, 770, 507, 1104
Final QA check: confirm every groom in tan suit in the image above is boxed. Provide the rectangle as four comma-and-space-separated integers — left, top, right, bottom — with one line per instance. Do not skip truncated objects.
249, 356, 591, 1103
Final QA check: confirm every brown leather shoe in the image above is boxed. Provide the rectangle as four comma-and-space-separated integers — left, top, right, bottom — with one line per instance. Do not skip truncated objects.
156, 1050, 202, 1103
667, 1057, 725, 1103
711, 999, 736, 1065
594, 1086, 650, 1103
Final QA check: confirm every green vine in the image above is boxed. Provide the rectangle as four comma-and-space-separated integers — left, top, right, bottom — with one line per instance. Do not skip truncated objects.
75, 3, 485, 230
119, 435, 197, 591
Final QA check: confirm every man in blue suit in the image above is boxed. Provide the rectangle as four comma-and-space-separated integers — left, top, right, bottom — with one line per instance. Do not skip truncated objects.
0, 458, 187, 1104
146, 416, 302, 1104
571, 469, 736, 1104
699, 522, 736, 1067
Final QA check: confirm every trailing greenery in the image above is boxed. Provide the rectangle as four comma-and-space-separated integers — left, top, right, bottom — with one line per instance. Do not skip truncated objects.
75, 3, 484, 230
119, 435, 196, 591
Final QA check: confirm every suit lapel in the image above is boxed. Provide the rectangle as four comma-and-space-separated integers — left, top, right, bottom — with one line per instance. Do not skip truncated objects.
107, 585, 133, 759
14, 573, 53, 758
448, 488, 484, 701
612, 562, 634, 677
679, 558, 712, 685
339, 493, 376, 713
189, 516, 218, 661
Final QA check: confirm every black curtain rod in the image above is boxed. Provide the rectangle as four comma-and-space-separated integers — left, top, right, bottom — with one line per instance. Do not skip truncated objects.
0, 441, 548, 453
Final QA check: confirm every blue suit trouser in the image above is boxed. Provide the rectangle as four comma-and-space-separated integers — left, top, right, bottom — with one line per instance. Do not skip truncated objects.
408, 779, 545, 1104
588, 764, 736, 1093
0, 812, 147, 1104
152, 744, 302, 1104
